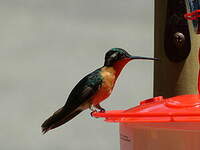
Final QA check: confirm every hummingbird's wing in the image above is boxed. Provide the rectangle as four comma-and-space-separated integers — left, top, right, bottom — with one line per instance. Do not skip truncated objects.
41, 68, 103, 133
64, 68, 103, 110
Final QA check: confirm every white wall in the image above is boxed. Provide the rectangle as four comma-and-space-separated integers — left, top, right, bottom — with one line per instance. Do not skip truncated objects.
0, 0, 154, 149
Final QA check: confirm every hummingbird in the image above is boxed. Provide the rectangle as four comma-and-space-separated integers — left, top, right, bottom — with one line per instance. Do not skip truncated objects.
41, 48, 158, 134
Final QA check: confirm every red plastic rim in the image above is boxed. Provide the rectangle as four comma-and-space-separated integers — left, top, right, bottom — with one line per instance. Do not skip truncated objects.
92, 95, 200, 123
185, 10, 200, 20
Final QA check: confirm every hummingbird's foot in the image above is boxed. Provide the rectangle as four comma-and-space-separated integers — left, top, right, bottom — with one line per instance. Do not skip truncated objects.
99, 108, 105, 112
90, 110, 97, 117
89, 105, 98, 117
95, 104, 106, 113
89, 105, 96, 112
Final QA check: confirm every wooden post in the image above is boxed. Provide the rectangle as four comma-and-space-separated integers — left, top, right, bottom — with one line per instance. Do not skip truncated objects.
154, 0, 200, 98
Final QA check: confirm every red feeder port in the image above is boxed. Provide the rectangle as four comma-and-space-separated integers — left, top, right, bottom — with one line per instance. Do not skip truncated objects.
184, 0, 200, 34
185, 6, 200, 34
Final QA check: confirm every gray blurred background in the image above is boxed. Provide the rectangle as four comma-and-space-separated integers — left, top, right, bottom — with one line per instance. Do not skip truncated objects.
0, 0, 154, 149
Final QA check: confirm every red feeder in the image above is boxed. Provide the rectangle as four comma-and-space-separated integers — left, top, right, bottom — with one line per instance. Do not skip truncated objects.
185, 0, 200, 34
93, 95, 200, 150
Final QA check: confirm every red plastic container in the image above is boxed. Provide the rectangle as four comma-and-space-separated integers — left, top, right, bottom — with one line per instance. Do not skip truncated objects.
93, 95, 200, 150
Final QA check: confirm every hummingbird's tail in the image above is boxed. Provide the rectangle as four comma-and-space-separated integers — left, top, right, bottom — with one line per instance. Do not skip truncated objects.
41, 107, 82, 134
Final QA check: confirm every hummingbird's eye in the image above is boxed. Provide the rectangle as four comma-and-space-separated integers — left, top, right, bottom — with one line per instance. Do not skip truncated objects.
111, 52, 118, 59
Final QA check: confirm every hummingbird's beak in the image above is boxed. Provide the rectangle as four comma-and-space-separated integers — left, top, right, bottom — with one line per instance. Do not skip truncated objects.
129, 56, 159, 61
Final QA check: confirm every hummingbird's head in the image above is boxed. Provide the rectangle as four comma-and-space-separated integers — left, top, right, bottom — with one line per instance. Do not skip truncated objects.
104, 48, 158, 67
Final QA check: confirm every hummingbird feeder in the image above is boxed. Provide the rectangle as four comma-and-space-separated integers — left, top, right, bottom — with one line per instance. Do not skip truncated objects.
185, 0, 200, 34
92, 95, 200, 150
